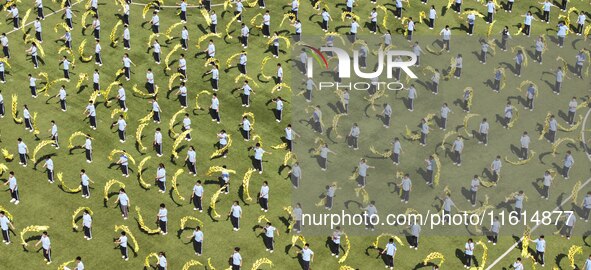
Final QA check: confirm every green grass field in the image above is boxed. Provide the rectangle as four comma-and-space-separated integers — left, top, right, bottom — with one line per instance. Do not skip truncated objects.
0, 0, 590, 269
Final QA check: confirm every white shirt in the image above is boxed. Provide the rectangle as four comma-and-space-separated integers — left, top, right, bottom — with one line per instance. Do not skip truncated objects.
231, 205, 242, 217
260, 185, 269, 199
18, 142, 27, 154
41, 236, 51, 249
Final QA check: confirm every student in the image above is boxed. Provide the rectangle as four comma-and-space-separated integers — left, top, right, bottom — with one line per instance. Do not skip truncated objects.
80, 169, 93, 199
513, 258, 524, 270
408, 85, 417, 111
285, 124, 299, 152
123, 24, 131, 51
563, 150, 574, 179
0, 211, 15, 244
92, 15, 101, 40
469, 175, 480, 207
325, 184, 336, 210
518, 132, 531, 160
522, 12, 536, 36
116, 83, 127, 112
312, 105, 324, 133
112, 115, 127, 143
187, 226, 203, 256
26, 42, 40, 69
500, 26, 510, 51
419, 118, 429, 146
178, 54, 187, 79
17, 138, 28, 167
539, 0, 554, 23
84, 101, 98, 130
7, 5, 19, 30
240, 24, 249, 48
293, 203, 303, 233
216, 130, 229, 158
299, 243, 314, 270
562, 211, 576, 239
5, 171, 19, 204
503, 102, 513, 128
210, 11, 217, 33
452, 137, 464, 166
439, 25, 451, 52
489, 216, 500, 245
484, 0, 495, 23
152, 98, 161, 124
464, 238, 474, 268
511, 190, 525, 219
259, 181, 270, 212
0, 62, 5, 83
146, 69, 156, 94
557, 22, 568, 48
155, 163, 167, 193
157, 204, 168, 235
23, 105, 32, 130
237, 51, 247, 74
382, 103, 393, 128
182, 113, 192, 141
466, 12, 475, 36
180, 26, 188, 50
567, 97, 577, 125
442, 194, 455, 223
320, 8, 331, 31
238, 116, 251, 143
228, 201, 242, 231
64, 6, 75, 29
318, 143, 335, 171
28, 74, 38, 97
157, 252, 167, 270
347, 123, 360, 150
409, 222, 421, 250
357, 159, 375, 187
230, 247, 242, 270
59, 56, 70, 80
241, 80, 253, 107
349, 18, 359, 41
152, 40, 161, 64
115, 188, 130, 220
555, 67, 564, 94
363, 201, 377, 231
153, 128, 163, 157
514, 50, 524, 77
479, 118, 489, 145
184, 146, 197, 176
122, 54, 134, 81
531, 235, 546, 266
209, 93, 222, 124
122, 1, 130, 25
525, 84, 536, 110
115, 231, 129, 261
381, 238, 396, 269
206, 65, 219, 92
546, 115, 558, 143
95, 40, 103, 66
583, 192, 591, 222
262, 11, 271, 37
150, 11, 160, 34
326, 227, 343, 259
491, 155, 502, 181
424, 156, 435, 185
221, 165, 230, 194
35, 231, 52, 264
92, 69, 100, 91
84, 135, 93, 163
576, 13, 586, 36
191, 180, 203, 212
289, 161, 302, 189
392, 137, 402, 165
49, 121, 59, 148
480, 41, 489, 64
204, 40, 215, 58
262, 222, 278, 252
541, 170, 553, 199
43, 157, 54, 183
401, 174, 412, 203
292, 19, 302, 42
55, 85, 67, 111
273, 96, 283, 122
431, 69, 441, 94
252, 143, 270, 174
454, 54, 463, 78
82, 210, 92, 240
179, 0, 187, 22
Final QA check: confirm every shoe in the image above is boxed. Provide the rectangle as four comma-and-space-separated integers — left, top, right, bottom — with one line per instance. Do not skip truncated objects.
14, 200, 19, 205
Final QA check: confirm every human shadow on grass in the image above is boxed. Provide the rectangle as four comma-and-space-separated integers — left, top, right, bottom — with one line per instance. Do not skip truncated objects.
32, 153, 57, 171
103, 191, 119, 208
21, 235, 42, 252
